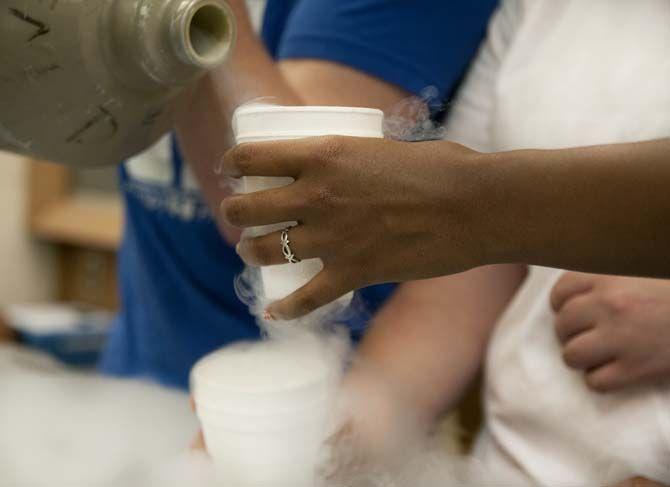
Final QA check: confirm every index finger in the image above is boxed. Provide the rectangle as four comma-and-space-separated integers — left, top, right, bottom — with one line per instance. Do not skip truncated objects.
265, 268, 353, 320
222, 137, 329, 178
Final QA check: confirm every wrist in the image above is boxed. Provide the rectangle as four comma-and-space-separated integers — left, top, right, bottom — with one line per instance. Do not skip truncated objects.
473, 148, 570, 267
460, 149, 535, 267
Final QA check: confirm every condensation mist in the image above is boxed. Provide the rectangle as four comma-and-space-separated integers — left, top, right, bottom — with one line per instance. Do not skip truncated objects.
219, 91, 529, 487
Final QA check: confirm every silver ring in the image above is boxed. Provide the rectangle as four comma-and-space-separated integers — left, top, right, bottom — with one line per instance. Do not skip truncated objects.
281, 227, 301, 264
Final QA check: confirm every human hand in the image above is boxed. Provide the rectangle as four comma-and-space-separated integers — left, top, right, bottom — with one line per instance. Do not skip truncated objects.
320, 364, 422, 482
550, 273, 670, 392
221, 136, 491, 319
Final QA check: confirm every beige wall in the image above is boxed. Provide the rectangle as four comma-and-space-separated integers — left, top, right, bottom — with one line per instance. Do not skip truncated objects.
0, 152, 55, 307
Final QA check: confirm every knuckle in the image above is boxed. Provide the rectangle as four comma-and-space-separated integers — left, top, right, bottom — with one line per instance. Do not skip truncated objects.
599, 290, 637, 316
231, 144, 256, 172
585, 373, 612, 393
318, 238, 341, 263
558, 297, 575, 314
316, 135, 346, 164
554, 319, 568, 341
556, 299, 581, 325
566, 295, 598, 323
551, 276, 569, 302
246, 238, 273, 266
221, 198, 246, 226
306, 186, 337, 211
562, 346, 582, 369
550, 279, 570, 311
302, 188, 321, 208
291, 193, 312, 215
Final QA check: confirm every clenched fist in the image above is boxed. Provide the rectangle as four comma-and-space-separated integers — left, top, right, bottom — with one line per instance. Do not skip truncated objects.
551, 273, 670, 392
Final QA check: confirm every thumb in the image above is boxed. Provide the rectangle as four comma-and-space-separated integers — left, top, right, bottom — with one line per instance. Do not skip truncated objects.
265, 269, 352, 321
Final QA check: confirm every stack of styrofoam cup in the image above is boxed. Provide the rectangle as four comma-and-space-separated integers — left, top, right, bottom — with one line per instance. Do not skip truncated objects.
191, 337, 341, 486
232, 105, 385, 308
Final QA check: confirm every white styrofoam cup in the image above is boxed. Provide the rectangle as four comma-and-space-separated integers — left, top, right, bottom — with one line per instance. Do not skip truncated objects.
232, 104, 385, 307
190, 337, 341, 487
203, 420, 328, 487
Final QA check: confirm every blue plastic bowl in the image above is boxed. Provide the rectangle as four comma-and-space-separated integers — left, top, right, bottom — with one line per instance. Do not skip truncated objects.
6, 304, 112, 367
18, 326, 109, 367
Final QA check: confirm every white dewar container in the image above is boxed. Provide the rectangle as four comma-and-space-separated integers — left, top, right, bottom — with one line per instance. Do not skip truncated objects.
232, 105, 385, 307
191, 336, 342, 487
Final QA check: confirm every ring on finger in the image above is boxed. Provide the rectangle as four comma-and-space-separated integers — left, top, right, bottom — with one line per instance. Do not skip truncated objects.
281, 227, 301, 264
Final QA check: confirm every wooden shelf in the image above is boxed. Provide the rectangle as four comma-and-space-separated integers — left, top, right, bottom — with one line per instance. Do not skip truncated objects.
31, 192, 123, 251
27, 160, 122, 310
28, 160, 123, 251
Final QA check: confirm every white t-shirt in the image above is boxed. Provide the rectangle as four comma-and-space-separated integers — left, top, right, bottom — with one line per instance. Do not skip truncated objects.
446, 1, 670, 485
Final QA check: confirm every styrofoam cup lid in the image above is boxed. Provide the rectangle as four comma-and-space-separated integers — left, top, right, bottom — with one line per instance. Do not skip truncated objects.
194, 378, 332, 400
192, 386, 333, 416
191, 338, 338, 395
194, 387, 331, 412
232, 104, 384, 141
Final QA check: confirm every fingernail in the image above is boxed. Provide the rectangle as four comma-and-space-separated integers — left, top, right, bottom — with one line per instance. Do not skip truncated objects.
235, 243, 242, 255
263, 309, 276, 321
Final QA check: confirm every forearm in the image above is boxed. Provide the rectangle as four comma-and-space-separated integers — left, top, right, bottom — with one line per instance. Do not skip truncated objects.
175, 0, 301, 156
355, 264, 526, 423
478, 139, 670, 277
175, 1, 410, 242
174, 1, 300, 237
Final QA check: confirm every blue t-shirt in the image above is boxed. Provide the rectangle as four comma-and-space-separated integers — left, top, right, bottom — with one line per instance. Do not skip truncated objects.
100, 0, 497, 390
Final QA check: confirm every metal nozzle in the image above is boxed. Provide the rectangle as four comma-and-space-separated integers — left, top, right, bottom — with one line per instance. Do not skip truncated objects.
170, 0, 237, 70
